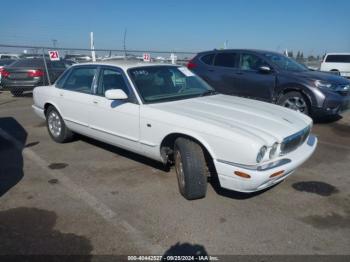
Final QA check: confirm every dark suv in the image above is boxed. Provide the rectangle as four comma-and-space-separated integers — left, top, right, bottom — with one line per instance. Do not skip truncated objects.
188, 49, 350, 117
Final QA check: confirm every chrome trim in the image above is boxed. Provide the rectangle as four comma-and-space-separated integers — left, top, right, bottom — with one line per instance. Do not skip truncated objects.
140, 141, 157, 147
216, 158, 291, 171
257, 159, 291, 171
90, 126, 138, 142
64, 118, 89, 127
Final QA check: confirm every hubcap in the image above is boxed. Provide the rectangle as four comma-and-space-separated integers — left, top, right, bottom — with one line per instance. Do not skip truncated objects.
175, 150, 185, 188
283, 97, 307, 113
48, 111, 62, 137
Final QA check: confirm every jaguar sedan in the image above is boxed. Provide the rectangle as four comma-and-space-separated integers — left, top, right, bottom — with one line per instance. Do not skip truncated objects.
32, 61, 317, 200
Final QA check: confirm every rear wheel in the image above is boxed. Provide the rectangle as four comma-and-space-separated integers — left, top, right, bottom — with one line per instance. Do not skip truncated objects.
174, 137, 208, 200
277, 91, 310, 115
46, 106, 73, 143
10, 89, 23, 97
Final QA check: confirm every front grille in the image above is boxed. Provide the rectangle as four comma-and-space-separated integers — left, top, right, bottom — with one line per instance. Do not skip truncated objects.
336, 84, 350, 96
280, 126, 311, 155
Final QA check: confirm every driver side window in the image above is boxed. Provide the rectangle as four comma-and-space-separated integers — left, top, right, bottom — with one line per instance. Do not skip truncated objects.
97, 69, 129, 96
240, 54, 269, 71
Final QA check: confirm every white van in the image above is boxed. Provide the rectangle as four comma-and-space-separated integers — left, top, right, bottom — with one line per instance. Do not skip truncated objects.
320, 53, 350, 78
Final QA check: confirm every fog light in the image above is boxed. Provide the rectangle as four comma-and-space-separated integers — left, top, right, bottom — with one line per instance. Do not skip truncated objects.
234, 171, 251, 179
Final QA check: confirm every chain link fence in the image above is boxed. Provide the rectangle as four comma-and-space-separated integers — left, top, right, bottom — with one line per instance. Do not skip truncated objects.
1, 44, 348, 97
0, 44, 197, 96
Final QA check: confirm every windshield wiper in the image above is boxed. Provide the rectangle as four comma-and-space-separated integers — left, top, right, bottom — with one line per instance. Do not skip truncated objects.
199, 90, 218, 97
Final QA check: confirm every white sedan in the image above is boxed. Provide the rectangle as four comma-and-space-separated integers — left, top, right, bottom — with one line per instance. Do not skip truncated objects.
32, 61, 317, 200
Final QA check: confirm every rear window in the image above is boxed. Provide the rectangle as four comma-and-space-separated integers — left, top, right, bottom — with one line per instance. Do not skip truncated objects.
11, 59, 44, 67
201, 54, 214, 65
49, 61, 66, 69
214, 53, 238, 68
0, 59, 15, 66
325, 55, 350, 63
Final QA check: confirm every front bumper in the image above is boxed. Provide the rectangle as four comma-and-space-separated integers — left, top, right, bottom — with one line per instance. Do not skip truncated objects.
32, 105, 46, 120
214, 135, 317, 193
313, 90, 350, 116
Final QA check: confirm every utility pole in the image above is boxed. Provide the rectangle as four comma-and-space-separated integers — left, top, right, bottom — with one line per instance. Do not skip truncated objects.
123, 28, 127, 59
90, 32, 96, 62
52, 39, 57, 48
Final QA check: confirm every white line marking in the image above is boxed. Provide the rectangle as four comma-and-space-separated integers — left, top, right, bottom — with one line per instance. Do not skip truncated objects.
0, 127, 164, 254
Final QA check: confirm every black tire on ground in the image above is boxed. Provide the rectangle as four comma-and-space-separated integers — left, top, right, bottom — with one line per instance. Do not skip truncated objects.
174, 137, 208, 200
277, 91, 310, 115
10, 89, 23, 97
46, 106, 74, 143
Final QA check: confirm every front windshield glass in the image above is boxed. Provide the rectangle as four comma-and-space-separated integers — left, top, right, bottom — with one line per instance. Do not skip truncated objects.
263, 53, 308, 72
128, 66, 216, 104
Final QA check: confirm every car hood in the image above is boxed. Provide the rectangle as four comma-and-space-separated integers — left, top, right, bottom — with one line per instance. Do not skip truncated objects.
287, 70, 350, 84
149, 94, 312, 145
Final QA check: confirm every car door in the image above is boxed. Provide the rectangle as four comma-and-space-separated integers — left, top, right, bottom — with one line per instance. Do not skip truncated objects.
210, 52, 241, 95
88, 66, 140, 152
237, 53, 276, 102
57, 65, 98, 135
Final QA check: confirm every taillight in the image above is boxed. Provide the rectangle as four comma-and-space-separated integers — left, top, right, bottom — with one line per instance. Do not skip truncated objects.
0, 68, 10, 78
28, 70, 44, 78
187, 60, 197, 70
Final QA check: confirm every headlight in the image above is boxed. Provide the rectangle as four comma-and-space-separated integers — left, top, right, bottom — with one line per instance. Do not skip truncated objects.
269, 142, 279, 159
256, 146, 267, 163
314, 80, 332, 89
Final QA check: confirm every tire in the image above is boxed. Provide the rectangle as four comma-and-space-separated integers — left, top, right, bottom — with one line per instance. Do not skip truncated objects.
46, 106, 73, 143
277, 91, 310, 115
10, 89, 23, 97
174, 137, 208, 200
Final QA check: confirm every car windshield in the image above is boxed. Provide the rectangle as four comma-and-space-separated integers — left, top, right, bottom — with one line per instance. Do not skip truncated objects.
128, 66, 216, 104
263, 53, 308, 72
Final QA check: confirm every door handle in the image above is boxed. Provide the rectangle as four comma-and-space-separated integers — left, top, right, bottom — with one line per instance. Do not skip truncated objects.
93, 100, 98, 104
208, 69, 215, 72
235, 71, 243, 75
59, 93, 64, 97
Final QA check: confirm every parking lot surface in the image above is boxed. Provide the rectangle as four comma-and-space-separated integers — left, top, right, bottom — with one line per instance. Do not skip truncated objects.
0, 91, 349, 257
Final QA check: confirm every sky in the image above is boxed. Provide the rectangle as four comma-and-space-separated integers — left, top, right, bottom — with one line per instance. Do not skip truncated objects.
1, 0, 350, 55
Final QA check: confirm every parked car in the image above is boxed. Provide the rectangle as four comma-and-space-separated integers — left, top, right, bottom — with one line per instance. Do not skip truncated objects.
0, 53, 20, 59
320, 53, 350, 78
188, 49, 350, 117
64, 54, 91, 62
20, 54, 49, 59
32, 62, 317, 200
0, 59, 16, 87
1, 58, 67, 96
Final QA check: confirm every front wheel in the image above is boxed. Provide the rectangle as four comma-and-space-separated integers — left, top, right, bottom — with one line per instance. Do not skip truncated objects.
46, 106, 73, 143
174, 138, 208, 200
277, 91, 310, 115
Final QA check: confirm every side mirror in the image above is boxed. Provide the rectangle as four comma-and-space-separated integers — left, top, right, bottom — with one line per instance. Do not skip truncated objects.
105, 89, 128, 100
259, 66, 271, 73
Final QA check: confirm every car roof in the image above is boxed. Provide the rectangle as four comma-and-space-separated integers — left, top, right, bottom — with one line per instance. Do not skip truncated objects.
197, 49, 282, 56
325, 53, 350, 55
72, 60, 178, 70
